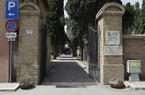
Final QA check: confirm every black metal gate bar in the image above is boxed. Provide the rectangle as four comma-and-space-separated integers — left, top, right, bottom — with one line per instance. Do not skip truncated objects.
88, 25, 100, 82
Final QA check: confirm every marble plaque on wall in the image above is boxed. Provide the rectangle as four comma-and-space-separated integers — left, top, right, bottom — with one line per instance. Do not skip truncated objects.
106, 31, 120, 45
104, 46, 123, 56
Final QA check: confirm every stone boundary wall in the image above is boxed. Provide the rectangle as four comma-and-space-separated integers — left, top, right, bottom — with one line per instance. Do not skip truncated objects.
123, 34, 145, 80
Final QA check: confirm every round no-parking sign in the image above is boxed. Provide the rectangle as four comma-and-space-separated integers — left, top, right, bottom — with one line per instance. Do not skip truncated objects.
5, 20, 18, 32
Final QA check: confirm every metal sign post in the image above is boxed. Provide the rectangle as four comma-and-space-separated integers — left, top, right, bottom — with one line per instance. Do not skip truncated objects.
9, 41, 13, 82
5, 33, 17, 82
5, 20, 18, 82
5, 0, 18, 83
7, 37, 16, 83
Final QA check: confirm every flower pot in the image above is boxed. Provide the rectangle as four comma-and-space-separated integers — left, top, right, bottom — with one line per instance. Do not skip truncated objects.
19, 84, 33, 89
108, 82, 124, 88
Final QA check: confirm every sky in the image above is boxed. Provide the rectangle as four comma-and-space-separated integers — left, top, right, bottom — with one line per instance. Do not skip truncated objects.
64, 0, 69, 18
122, 0, 142, 5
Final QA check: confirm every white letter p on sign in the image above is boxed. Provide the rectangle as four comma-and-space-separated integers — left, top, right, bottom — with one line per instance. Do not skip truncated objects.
8, 2, 15, 10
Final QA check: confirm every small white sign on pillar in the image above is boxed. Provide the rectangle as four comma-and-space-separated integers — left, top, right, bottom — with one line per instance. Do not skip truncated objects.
104, 46, 123, 56
26, 29, 33, 35
105, 30, 122, 56
106, 31, 120, 46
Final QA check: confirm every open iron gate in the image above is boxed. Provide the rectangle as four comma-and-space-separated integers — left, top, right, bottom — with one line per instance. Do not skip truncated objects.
40, 24, 47, 83
88, 25, 100, 82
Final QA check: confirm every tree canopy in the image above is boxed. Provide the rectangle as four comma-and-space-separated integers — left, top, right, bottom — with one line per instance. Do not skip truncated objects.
141, 0, 145, 33
46, 0, 67, 58
65, 0, 122, 57
46, 0, 145, 58
123, 1, 145, 34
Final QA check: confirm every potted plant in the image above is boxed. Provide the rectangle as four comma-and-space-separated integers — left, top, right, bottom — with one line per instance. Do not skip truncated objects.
19, 73, 33, 89
108, 78, 124, 88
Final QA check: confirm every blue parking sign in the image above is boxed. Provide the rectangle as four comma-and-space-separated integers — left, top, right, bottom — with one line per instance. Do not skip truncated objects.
5, 0, 18, 20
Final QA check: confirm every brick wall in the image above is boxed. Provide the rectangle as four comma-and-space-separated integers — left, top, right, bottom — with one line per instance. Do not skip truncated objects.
0, 0, 9, 82
123, 35, 145, 80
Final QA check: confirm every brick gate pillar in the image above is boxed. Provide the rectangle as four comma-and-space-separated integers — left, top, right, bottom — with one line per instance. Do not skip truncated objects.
96, 3, 125, 84
17, 2, 41, 84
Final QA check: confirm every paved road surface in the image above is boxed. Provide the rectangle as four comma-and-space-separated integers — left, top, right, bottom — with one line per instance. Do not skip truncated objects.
41, 55, 96, 86
0, 55, 145, 95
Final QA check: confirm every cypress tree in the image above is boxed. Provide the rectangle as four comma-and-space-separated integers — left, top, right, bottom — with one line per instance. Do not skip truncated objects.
141, 0, 145, 34
47, 0, 67, 58
122, 3, 136, 34
134, 2, 142, 34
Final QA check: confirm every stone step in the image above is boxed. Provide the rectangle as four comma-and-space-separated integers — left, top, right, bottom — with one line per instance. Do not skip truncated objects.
124, 81, 145, 90
0, 83, 19, 91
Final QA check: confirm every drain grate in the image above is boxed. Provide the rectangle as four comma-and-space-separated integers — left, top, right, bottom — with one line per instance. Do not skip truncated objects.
41, 82, 97, 88
56, 85, 86, 88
